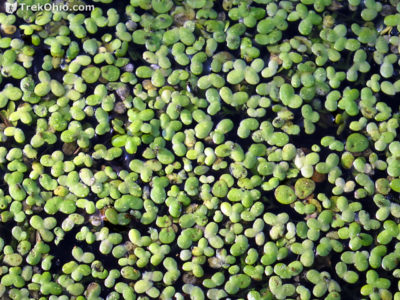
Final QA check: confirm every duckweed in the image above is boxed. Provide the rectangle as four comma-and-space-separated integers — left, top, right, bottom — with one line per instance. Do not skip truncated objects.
275, 185, 297, 205
0, 0, 400, 299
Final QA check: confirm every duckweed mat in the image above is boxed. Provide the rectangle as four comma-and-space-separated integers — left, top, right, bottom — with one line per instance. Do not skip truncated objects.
1, 0, 400, 299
